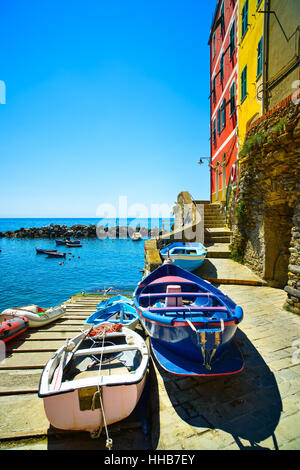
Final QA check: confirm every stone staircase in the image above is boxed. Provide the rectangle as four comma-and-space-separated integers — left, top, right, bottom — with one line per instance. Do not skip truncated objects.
204, 203, 232, 258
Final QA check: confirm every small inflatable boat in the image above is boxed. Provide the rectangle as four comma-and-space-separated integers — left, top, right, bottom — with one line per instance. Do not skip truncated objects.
0, 317, 29, 343
0, 304, 66, 328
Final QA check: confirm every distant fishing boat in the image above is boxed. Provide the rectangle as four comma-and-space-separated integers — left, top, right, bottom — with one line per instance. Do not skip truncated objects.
133, 262, 244, 376
38, 323, 149, 440
132, 232, 142, 242
0, 304, 66, 328
160, 242, 207, 272
47, 251, 66, 258
66, 242, 82, 247
85, 302, 139, 330
55, 240, 69, 246
36, 248, 58, 254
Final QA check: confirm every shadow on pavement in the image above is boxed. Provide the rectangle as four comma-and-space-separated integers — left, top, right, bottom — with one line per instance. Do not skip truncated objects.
151, 328, 282, 450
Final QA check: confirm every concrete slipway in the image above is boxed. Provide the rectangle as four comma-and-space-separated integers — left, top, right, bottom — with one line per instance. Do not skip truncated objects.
1, 257, 300, 450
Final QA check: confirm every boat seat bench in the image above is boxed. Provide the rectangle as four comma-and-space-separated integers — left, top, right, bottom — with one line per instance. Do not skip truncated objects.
73, 344, 140, 357
139, 292, 213, 298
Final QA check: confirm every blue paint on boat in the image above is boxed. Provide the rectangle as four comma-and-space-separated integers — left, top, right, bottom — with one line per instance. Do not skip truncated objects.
96, 295, 133, 310
133, 263, 244, 376
160, 242, 207, 272
85, 301, 139, 329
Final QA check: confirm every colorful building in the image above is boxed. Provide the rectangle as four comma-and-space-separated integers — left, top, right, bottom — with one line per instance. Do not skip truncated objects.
264, 0, 300, 112
209, 0, 239, 203
238, 0, 265, 148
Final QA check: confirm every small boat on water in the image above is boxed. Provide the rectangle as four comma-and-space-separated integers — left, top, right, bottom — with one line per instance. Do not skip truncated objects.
36, 248, 58, 254
0, 317, 29, 343
38, 323, 149, 441
0, 304, 66, 328
66, 243, 82, 248
55, 239, 70, 246
47, 251, 66, 258
132, 231, 142, 242
85, 302, 139, 330
133, 262, 244, 376
160, 242, 207, 272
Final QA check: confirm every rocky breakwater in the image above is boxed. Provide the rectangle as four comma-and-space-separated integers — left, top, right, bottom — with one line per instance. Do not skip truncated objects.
0, 224, 161, 240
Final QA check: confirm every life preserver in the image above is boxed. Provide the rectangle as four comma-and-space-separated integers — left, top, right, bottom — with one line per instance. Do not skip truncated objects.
230, 163, 237, 183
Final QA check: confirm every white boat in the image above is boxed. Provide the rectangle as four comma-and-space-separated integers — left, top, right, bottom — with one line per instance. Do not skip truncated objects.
132, 231, 142, 241
38, 323, 149, 441
0, 304, 66, 328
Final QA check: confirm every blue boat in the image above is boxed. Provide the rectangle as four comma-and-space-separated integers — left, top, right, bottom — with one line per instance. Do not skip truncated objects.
160, 242, 207, 272
133, 262, 244, 376
55, 239, 70, 245
85, 302, 139, 330
96, 295, 134, 310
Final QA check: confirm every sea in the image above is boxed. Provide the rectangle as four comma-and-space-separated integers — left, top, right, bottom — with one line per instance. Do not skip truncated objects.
0, 218, 173, 312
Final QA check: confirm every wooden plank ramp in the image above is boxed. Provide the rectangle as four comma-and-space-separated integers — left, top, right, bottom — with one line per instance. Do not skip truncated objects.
0, 295, 106, 439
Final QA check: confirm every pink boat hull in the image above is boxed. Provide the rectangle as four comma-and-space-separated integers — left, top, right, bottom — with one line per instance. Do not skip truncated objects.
42, 375, 147, 433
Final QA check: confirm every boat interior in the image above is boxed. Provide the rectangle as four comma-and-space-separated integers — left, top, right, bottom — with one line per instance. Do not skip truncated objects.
139, 279, 231, 320
62, 336, 142, 382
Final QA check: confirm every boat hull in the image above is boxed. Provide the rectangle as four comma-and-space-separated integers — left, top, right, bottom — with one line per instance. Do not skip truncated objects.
161, 254, 206, 271
137, 307, 237, 364
1, 305, 65, 328
0, 317, 29, 343
133, 263, 243, 375
42, 375, 147, 433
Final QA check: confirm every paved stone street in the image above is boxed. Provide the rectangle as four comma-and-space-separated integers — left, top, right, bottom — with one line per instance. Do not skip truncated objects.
150, 283, 300, 450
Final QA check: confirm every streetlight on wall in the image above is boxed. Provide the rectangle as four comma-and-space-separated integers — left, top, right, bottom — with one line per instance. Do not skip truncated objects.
198, 157, 212, 167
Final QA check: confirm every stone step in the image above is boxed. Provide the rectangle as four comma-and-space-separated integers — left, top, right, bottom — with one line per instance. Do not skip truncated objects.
206, 244, 231, 258
204, 222, 227, 228
205, 236, 231, 243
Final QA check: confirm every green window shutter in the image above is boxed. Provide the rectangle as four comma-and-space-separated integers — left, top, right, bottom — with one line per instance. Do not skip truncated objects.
222, 99, 226, 129
241, 66, 247, 102
217, 109, 221, 134
230, 21, 236, 58
213, 119, 216, 143
220, 53, 224, 83
230, 82, 236, 115
242, 0, 248, 39
257, 37, 263, 78
212, 76, 216, 100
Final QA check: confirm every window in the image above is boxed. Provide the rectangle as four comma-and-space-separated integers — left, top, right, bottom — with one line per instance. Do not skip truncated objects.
212, 76, 216, 101
241, 65, 247, 102
230, 20, 236, 58
212, 32, 216, 58
217, 109, 221, 134
213, 118, 216, 143
220, 2, 225, 35
221, 98, 226, 129
241, 0, 249, 39
220, 53, 224, 83
230, 81, 236, 115
257, 37, 263, 78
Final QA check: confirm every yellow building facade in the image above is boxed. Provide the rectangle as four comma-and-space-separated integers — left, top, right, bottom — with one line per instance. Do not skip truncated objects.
238, 0, 265, 148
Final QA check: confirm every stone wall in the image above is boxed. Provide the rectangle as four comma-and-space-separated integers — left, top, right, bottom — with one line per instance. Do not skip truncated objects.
228, 95, 300, 313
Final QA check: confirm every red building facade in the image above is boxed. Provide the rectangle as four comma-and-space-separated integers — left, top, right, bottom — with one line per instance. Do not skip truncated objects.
209, 0, 239, 203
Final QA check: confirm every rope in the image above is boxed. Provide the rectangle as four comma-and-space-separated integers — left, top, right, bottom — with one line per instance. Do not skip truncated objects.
90, 328, 113, 449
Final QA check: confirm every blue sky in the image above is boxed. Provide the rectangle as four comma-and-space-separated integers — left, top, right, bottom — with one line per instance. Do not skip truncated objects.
0, 0, 215, 217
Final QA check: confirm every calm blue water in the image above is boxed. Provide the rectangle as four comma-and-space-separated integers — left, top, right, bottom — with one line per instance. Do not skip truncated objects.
0, 218, 173, 312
